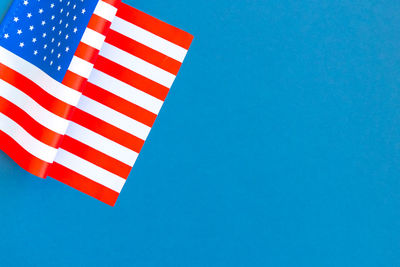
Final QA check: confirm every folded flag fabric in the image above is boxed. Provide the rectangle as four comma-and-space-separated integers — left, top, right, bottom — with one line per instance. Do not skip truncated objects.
0, 0, 193, 206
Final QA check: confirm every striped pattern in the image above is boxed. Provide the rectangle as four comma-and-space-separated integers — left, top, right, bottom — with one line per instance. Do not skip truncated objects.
49, 3, 193, 206
62, 0, 120, 91
0, 0, 120, 178
0, 44, 78, 178
0, 0, 192, 205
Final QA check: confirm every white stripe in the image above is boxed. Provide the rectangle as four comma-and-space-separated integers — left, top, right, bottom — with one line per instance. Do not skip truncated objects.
0, 46, 81, 106
68, 56, 94, 79
81, 28, 106, 50
88, 69, 163, 115
111, 17, 188, 62
66, 122, 138, 166
100, 43, 176, 88
93, 0, 118, 22
0, 79, 69, 134
55, 149, 126, 193
78, 95, 151, 141
0, 113, 57, 162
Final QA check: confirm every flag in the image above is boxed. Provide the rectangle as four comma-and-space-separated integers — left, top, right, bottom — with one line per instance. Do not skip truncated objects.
0, 0, 193, 206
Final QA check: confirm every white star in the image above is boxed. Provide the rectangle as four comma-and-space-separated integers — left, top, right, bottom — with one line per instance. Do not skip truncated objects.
17, 29, 22, 35
29, 25, 34, 31
73, 27, 77, 33
73, 4, 76, 9
39, 9, 43, 14
57, 66, 61, 71
43, 56, 47, 61
65, 34, 69, 39
23, 0, 28, 6
43, 44, 47, 49
51, 49, 54, 54
51, 15, 55, 20
65, 46, 69, 52
32, 37, 37, 43
42, 32, 47, 37
13, 17, 19, 22
66, 12, 69, 17
57, 42, 61, 47
50, 61, 53, 65
3, 33, 9, 39
19, 42, 24, 47
67, 1, 70, 6
57, 53, 61, 58
81, 9, 86, 14
51, 38, 55, 42
60, 8, 63, 13
33, 50, 38, 55
58, 30, 62, 35
50, 3, 55, 8
52, 26, 55, 31
59, 19, 63, 24
41, 20, 46, 26
65, 23, 69, 28
27, 13, 32, 18
73, 16, 77, 21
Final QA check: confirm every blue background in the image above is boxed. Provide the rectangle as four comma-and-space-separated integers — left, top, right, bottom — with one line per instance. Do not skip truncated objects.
0, 0, 400, 266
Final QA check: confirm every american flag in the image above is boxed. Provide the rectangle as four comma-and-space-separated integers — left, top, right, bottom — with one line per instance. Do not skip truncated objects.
0, 0, 193, 205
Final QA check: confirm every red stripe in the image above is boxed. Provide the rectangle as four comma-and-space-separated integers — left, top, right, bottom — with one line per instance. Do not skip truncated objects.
116, 3, 193, 50
60, 135, 131, 178
0, 63, 73, 119
49, 163, 119, 206
101, 0, 121, 7
84, 82, 157, 127
71, 108, 145, 153
95, 56, 169, 101
62, 70, 87, 92
106, 30, 181, 75
87, 14, 112, 36
74, 42, 99, 64
0, 97, 61, 148
0, 131, 50, 178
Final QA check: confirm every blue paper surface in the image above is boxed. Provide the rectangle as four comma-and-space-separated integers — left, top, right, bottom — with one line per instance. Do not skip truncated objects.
0, 0, 400, 266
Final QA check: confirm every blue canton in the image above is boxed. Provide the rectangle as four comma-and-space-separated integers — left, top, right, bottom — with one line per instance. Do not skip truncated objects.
0, 0, 99, 82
